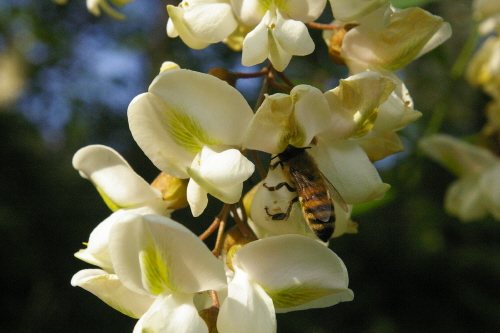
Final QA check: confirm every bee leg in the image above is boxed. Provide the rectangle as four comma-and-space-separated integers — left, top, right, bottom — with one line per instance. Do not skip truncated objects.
263, 182, 296, 192
264, 196, 299, 220
269, 160, 284, 170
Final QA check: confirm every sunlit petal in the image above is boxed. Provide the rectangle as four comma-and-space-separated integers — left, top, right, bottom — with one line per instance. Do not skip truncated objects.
273, 12, 314, 56
109, 214, 227, 296
217, 270, 276, 333
310, 140, 390, 204
233, 235, 352, 310
128, 69, 253, 178
329, 0, 388, 22
242, 17, 269, 67
133, 293, 208, 333
71, 269, 155, 319
341, 8, 451, 71
72, 145, 161, 210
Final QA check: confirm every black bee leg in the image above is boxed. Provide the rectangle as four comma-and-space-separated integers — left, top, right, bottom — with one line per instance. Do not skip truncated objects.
263, 182, 296, 192
269, 160, 284, 170
264, 196, 299, 221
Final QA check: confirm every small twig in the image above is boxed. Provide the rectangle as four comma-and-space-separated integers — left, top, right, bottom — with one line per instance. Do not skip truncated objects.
230, 205, 255, 238
234, 67, 269, 79
251, 149, 267, 180
269, 80, 293, 92
274, 70, 295, 89
212, 218, 226, 258
306, 22, 338, 30
199, 204, 231, 241
210, 290, 220, 308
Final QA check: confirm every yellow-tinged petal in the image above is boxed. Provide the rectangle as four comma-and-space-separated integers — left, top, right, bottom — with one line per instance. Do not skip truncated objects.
108, 214, 227, 296
71, 269, 155, 319
341, 8, 451, 71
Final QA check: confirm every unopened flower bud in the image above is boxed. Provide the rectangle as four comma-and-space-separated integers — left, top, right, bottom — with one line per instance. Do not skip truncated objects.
207, 68, 237, 87
159, 61, 181, 73
150, 172, 189, 210
223, 226, 256, 271
326, 23, 358, 65
199, 305, 219, 333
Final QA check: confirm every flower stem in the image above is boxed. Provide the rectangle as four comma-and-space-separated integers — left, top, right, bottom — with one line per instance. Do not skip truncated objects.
199, 204, 230, 241
234, 67, 269, 79
306, 22, 338, 30
231, 204, 255, 239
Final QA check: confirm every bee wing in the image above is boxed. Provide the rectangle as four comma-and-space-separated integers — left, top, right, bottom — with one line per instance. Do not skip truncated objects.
319, 170, 349, 213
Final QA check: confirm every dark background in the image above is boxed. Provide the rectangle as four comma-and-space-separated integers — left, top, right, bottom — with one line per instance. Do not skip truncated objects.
1, 0, 500, 332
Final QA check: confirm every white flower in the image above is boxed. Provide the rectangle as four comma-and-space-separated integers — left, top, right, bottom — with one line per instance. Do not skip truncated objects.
338, 7, 451, 73
86, 0, 134, 20
244, 73, 393, 204
420, 134, 500, 221
72, 145, 172, 271
128, 69, 255, 217
473, 0, 500, 34
329, 0, 392, 30
166, 0, 238, 50
466, 36, 500, 99
217, 234, 353, 333
232, 0, 326, 71
74, 213, 228, 332
244, 74, 394, 240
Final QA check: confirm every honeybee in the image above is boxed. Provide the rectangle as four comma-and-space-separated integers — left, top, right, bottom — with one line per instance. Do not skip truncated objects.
263, 145, 349, 242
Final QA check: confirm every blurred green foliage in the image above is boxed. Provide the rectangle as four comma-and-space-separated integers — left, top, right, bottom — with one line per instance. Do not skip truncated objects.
1, 0, 499, 332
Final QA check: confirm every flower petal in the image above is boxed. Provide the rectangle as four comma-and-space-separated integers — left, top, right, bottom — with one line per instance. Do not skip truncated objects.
217, 270, 276, 333
267, 29, 292, 72
273, 12, 314, 57
109, 214, 227, 296
323, 71, 396, 140
310, 140, 390, 204
183, 2, 237, 42
186, 178, 209, 217
133, 293, 208, 333
242, 16, 270, 67
341, 8, 450, 71
187, 146, 255, 207
250, 167, 310, 237
72, 145, 161, 210
284, 0, 326, 23
75, 203, 173, 272
167, 1, 238, 48
329, 0, 388, 22
71, 269, 155, 319
128, 69, 253, 178
478, 164, 500, 220
419, 134, 499, 177
233, 234, 352, 310
445, 177, 488, 221
244, 85, 331, 154
166, 5, 211, 49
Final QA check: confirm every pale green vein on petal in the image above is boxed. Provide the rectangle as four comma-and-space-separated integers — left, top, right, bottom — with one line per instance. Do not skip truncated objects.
258, 0, 290, 13
279, 109, 306, 148
96, 187, 123, 212
352, 106, 379, 138
162, 104, 221, 155
264, 284, 345, 308
140, 234, 173, 296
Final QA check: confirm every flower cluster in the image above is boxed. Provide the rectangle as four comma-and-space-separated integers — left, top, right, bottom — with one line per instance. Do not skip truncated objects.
467, 0, 500, 140
68, 0, 452, 332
